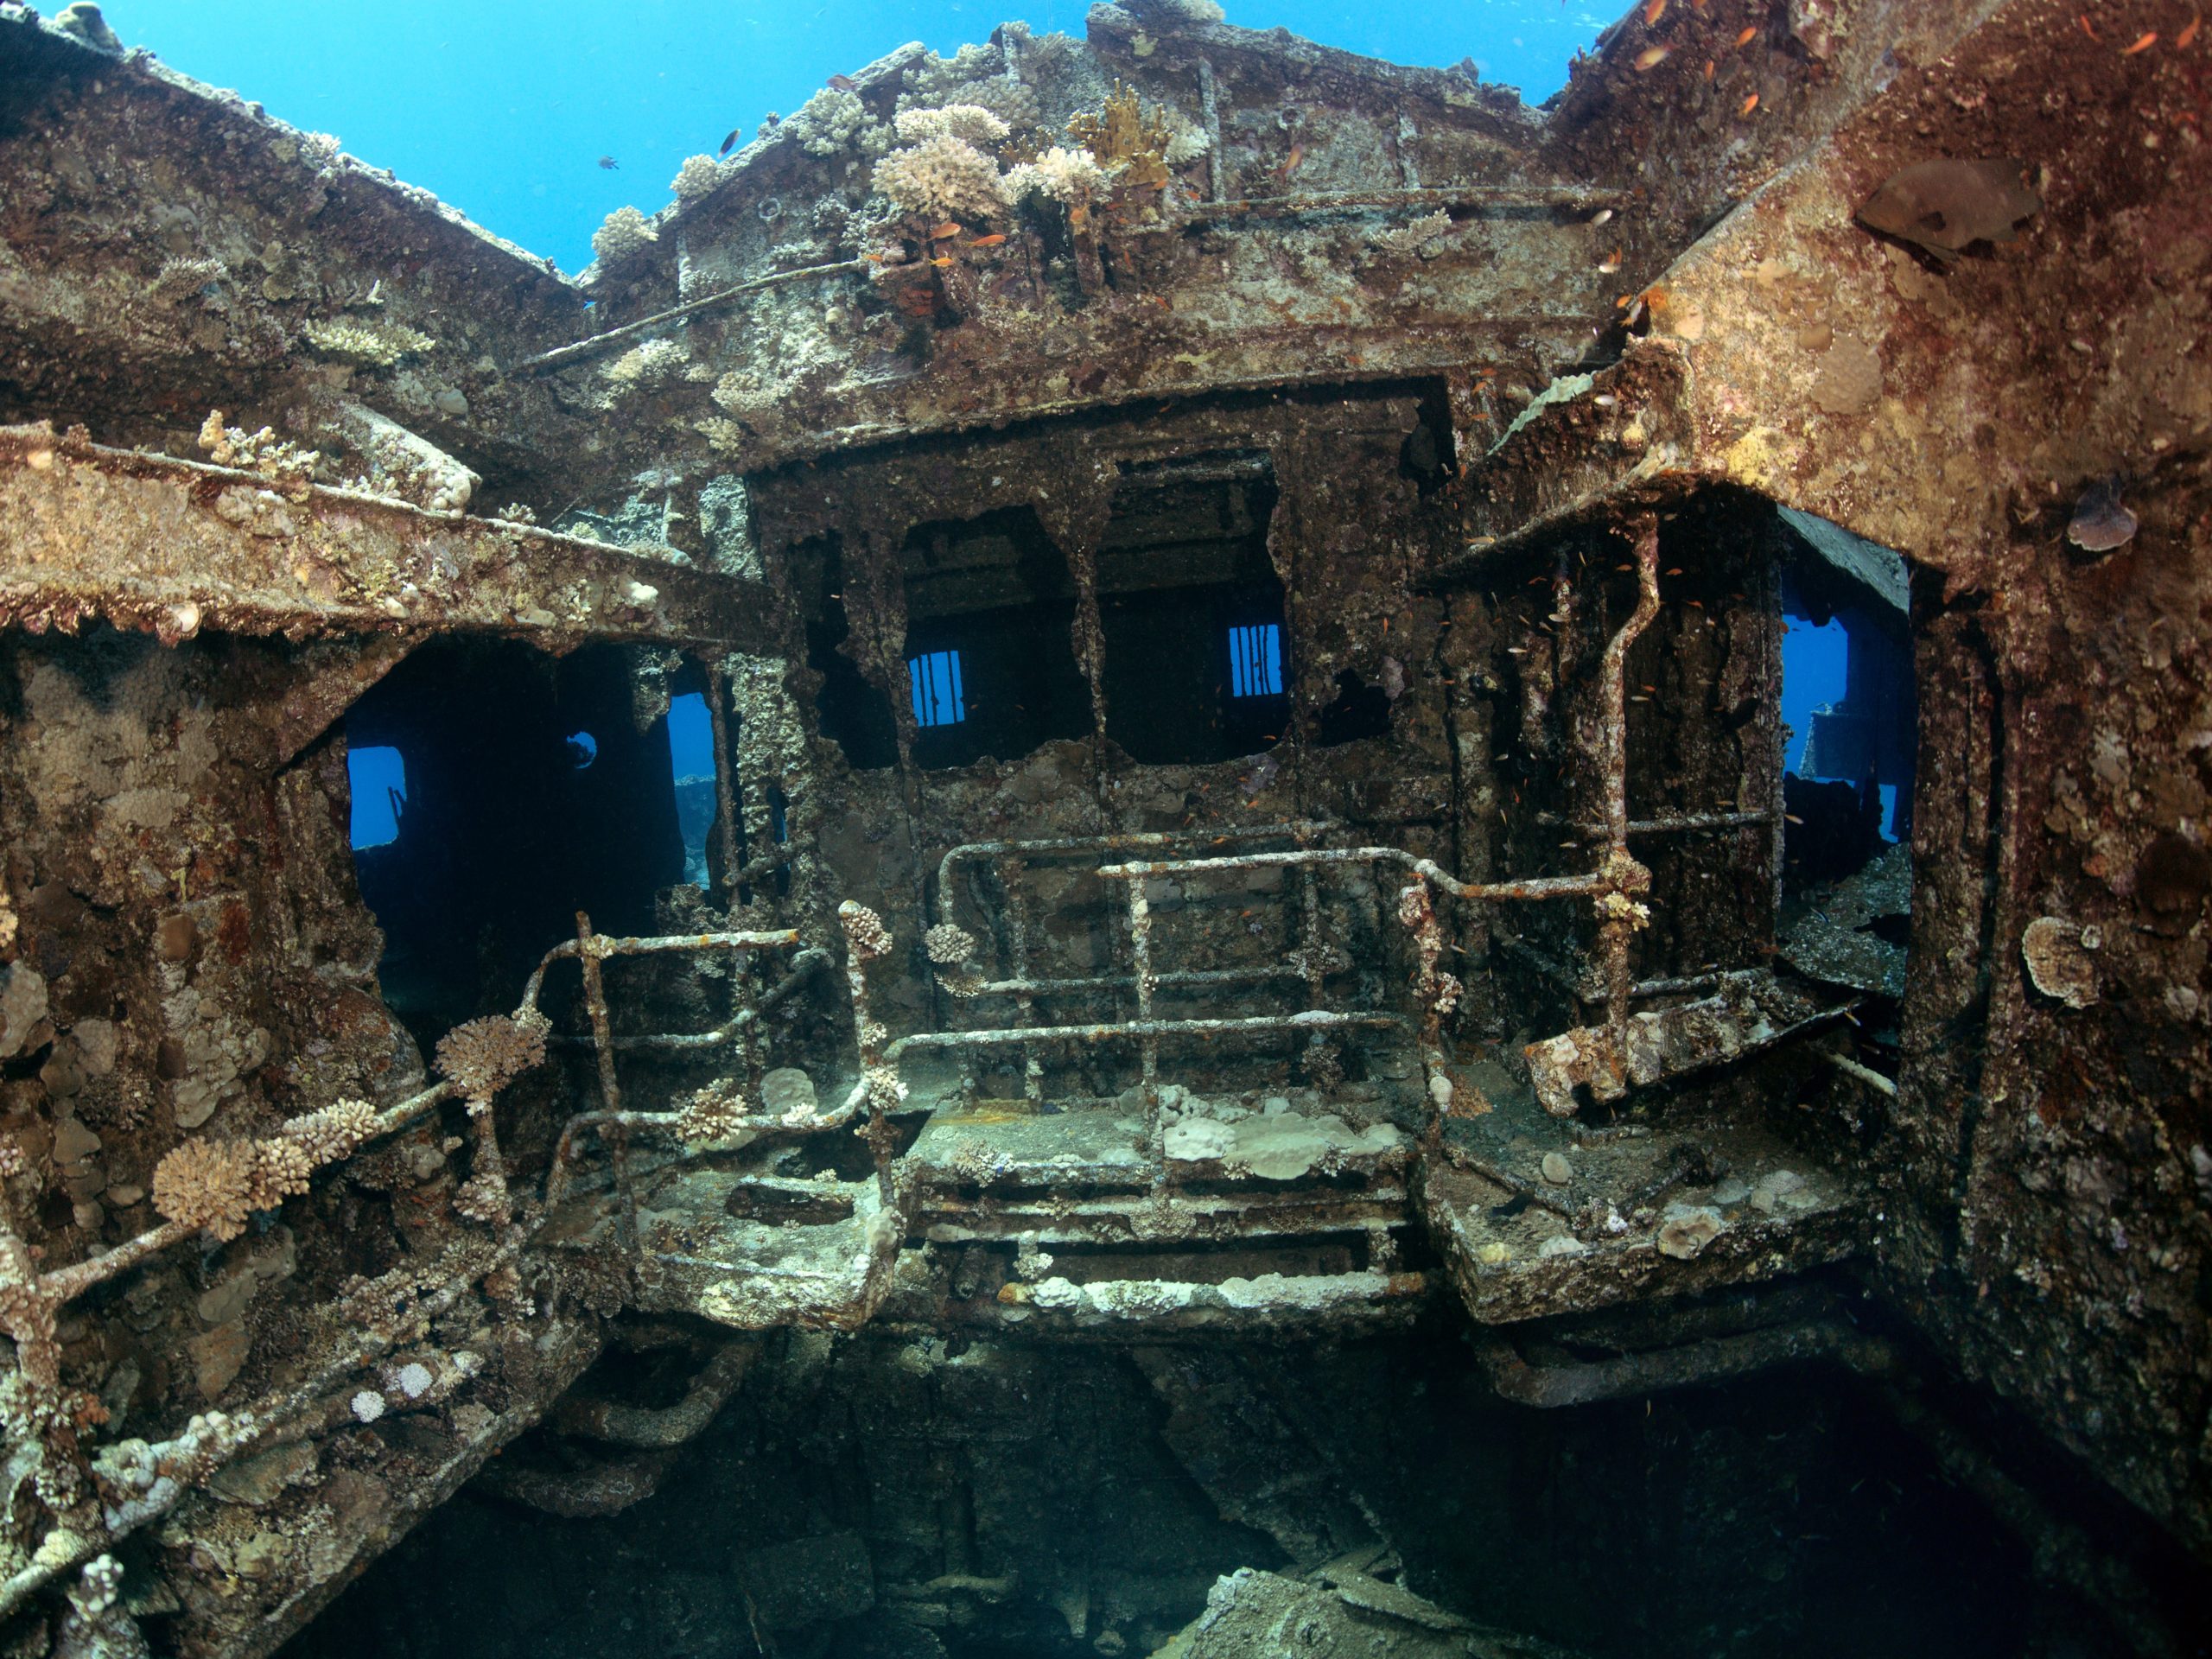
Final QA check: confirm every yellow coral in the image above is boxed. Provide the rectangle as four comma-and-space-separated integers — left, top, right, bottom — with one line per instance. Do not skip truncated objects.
1066, 83, 1174, 191
245, 1137, 313, 1211
871, 136, 1007, 223
151, 1139, 256, 1242
301, 317, 434, 366
671, 154, 729, 200
592, 205, 658, 267
280, 1098, 379, 1165
435, 1010, 550, 1112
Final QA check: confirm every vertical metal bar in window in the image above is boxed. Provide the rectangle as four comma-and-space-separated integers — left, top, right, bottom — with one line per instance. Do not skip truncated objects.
947, 649, 964, 722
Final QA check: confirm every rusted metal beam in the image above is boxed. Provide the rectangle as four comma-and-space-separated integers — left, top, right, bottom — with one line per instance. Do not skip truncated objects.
1177, 184, 1627, 225
0, 424, 779, 649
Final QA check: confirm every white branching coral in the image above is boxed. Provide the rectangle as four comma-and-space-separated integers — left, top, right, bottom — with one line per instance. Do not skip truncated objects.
903, 41, 1001, 106
452, 1170, 512, 1226
786, 87, 893, 159
921, 76, 1041, 136
871, 135, 1007, 223
301, 317, 435, 366
601, 337, 690, 391
591, 204, 658, 267
676, 1081, 753, 1145
893, 104, 1012, 148
671, 153, 730, 200
196, 410, 321, 488
925, 922, 978, 966
151, 1139, 256, 1242
840, 901, 895, 963
1164, 118, 1211, 165
435, 1010, 550, 1111
244, 1137, 314, 1211
1004, 146, 1110, 210
281, 1098, 378, 1165
150, 257, 226, 306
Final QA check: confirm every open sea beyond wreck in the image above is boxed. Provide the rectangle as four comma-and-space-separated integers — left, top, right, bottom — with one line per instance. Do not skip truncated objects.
111, 0, 1611, 272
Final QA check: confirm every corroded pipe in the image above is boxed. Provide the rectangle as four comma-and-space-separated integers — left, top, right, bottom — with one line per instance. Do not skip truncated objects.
1594, 517, 1662, 1058
934, 823, 1332, 926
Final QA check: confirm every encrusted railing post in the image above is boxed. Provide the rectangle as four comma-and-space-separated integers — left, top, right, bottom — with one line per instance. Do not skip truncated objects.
1592, 517, 1662, 1070
838, 901, 904, 1196
572, 910, 638, 1262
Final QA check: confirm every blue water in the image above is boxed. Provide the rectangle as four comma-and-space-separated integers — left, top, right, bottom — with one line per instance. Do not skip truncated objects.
347, 745, 406, 848
1782, 615, 1899, 839
109, 1, 1610, 272
668, 690, 715, 781
1779, 617, 1845, 778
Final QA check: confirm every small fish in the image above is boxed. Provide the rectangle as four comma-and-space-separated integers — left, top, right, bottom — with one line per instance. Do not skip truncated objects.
1590, 207, 1615, 226
1276, 142, 1306, 176
931, 220, 963, 238
1740, 92, 1760, 114
2122, 30, 2158, 53
967, 232, 1008, 247
929, 255, 953, 268
1643, 0, 1668, 22
828, 73, 860, 92
2078, 14, 2099, 40
1636, 43, 1671, 69
1488, 1193, 1534, 1221
2066, 476, 2138, 551
598, 156, 620, 170
2180, 14, 2202, 48
1598, 247, 1624, 272
718, 128, 743, 156
1703, 58, 1716, 79
1735, 25, 1758, 46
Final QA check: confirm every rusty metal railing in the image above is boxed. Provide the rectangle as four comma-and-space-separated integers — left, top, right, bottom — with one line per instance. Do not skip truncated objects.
894, 516, 1675, 1137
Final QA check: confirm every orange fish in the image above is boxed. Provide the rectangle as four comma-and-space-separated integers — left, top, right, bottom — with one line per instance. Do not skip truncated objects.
1636, 43, 1671, 69
1277, 142, 1306, 176
2078, 13, 2099, 39
1643, 0, 1667, 22
2180, 14, 2202, 47
929, 255, 953, 268
2122, 30, 2158, 52
1735, 25, 1758, 46
967, 233, 1008, 246
931, 221, 962, 238
1740, 92, 1760, 114
1598, 247, 1624, 272
1703, 58, 1716, 79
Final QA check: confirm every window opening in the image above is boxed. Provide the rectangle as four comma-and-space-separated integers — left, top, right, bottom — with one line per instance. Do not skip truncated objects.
666, 691, 717, 889
908, 650, 967, 728
1228, 624, 1284, 699
899, 507, 1090, 769
565, 730, 599, 770
1096, 453, 1287, 766
1773, 506, 1918, 1026
346, 747, 406, 849
341, 639, 684, 1040
1314, 668, 1390, 747
794, 533, 899, 771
